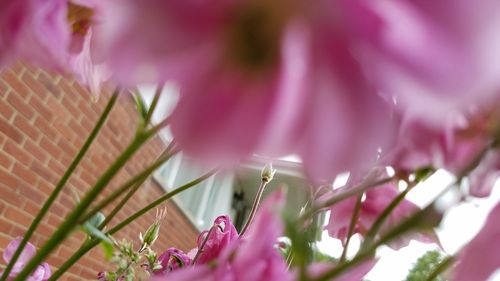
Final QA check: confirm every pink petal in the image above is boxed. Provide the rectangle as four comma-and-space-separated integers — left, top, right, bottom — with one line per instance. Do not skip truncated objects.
452, 202, 500, 281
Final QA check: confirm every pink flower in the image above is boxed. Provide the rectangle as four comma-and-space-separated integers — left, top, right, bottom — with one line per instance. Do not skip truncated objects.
325, 171, 436, 249
192, 215, 239, 265
452, 202, 500, 281
94, 0, 396, 181
151, 191, 291, 281
0, 0, 70, 70
1, 237, 51, 281
156, 248, 191, 274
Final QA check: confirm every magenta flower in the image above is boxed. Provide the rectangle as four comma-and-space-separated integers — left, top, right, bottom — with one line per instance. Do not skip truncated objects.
452, 202, 500, 281
192, 215, 239, 265
151, 191, 291, 281
325, 171, 436, 249
156, 248, 191, 274
1, 237, 51, 281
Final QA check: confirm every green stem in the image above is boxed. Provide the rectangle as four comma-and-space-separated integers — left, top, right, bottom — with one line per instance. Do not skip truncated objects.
0, 91, 119, 281
78, 148, 177, 224
144, 83, 164, 125
192, 225, 216, 265
313, 204, 434, 281
13, 129, 152, 281
100, 142, 176, 228
424, 256, 454, 281
299, 177, 394, 224
339, 195, 362, 263
47, 170, 216, 281
360, 185, 413, 252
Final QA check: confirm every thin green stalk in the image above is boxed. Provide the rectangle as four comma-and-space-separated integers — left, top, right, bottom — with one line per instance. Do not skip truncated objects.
313, 204, 434, 281
239, 180, 268, 236
78, 149, 178, 224
13, 130, 152, 281
100, 142, 176, 228
339, 195, 362, 263
192, 226, 216, 265
361, 185, 413, 251
47, 171, 216, 280
144, 83, 164, 125
299, 177, 394, 224
0, 91, 119, 281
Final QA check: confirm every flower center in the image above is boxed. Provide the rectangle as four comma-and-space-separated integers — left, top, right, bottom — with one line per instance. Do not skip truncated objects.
67, 2, 94, 36
227, 1, 292, 72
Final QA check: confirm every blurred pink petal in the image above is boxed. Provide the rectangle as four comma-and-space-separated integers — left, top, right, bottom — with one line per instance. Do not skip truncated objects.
0, 0, 70, 70
69, 29, 109, 97
93, 0, 397, 181
362, 0, 500, 124
452, 202, 500, 281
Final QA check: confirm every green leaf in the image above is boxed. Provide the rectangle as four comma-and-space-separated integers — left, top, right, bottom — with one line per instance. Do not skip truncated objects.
87, 212, 106, 229
81, 222, 115, 260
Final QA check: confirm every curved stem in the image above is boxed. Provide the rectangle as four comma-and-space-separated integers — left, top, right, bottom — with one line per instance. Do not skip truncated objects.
299, 177, 394, 224
239, 180, 268, 237
424, 256, 454, 281
360, 185, 413, 252
339, 195, 362, 263
0, 91, 119, 281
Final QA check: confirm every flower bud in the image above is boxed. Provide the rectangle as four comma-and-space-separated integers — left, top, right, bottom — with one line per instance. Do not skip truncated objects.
261, 163, 276, 183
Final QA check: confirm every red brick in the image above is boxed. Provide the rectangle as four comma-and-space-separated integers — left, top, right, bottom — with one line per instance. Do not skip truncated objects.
0, 150, 13, 169
6, 92, 35, 120
4, 206, 33, 226
28, 94, 53, 121
0, 100, 14, 120
22, 72, 47, 96
3, 139, 31, 166
1, 70, 30, 99
13, 114, 39, 141
57, 79, 79, 104
12, 163, 38, 186
38, 72, 62, 99
34, 116, 58, 140
24, 139, 49, 163
40, 137, 62, 159
0, 118, 23, 143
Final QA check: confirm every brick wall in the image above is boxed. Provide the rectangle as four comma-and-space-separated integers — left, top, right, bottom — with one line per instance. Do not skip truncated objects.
0, 63, 199, 280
